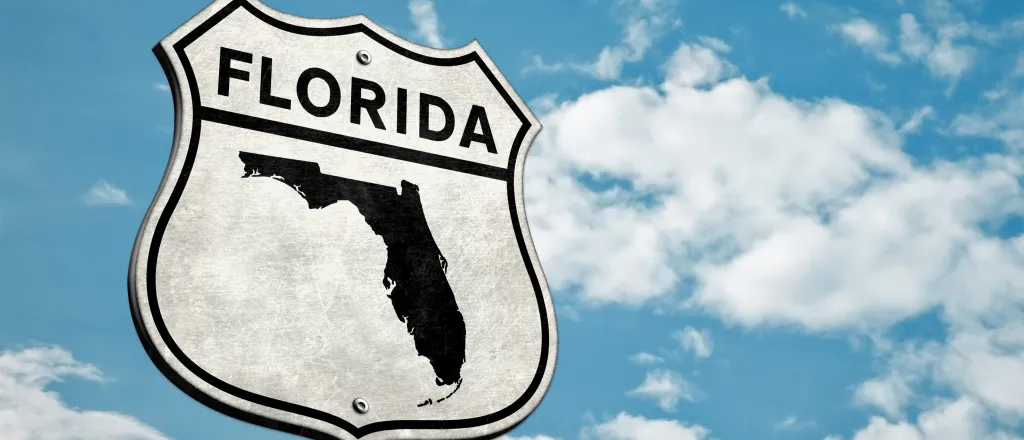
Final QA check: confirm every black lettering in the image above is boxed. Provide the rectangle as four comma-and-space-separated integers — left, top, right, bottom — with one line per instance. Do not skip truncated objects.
459, 105, 497, 153
259, 56, 291, 109
396, 88, 408, 134
419, 93, 455, 142
350, 77, 386, 130
296, 68, 341, 118
218, 47, 252, 97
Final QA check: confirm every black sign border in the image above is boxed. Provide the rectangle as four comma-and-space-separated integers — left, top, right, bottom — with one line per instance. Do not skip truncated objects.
128, 1, 552, 438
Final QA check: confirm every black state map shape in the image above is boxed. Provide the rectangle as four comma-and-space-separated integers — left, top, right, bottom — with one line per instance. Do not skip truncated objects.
238, 151, 467, 388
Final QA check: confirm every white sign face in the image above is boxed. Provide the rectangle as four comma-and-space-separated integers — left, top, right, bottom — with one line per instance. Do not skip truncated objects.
128, 1, 557, 439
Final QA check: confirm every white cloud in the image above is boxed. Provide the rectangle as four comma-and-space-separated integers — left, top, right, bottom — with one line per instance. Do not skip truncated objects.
826, 5, 978, 87
780, 2, 807, 19
0, 345, 168, 440
696, 36, 731, 53
1012, 53, 1024, 77
525, 55, 570, 75
526, 34, 1024, 438
898, 14, 932, 59
673, 327, 713, 358
581, 412, 713, 440
626, 369, 694, 411
854, 342, 941, 419
775, 415, 817, 431
838, 18, 888, 48
526, 0, 680, 80
835, 18, 902, 65
953, 88, 1024, 148
937, 321, 1024, 418
866, 75, 887, 93
83, 180, 130, 206
855, 376, 916, 420
897, 13, 975, 86
154, 83, 170, 92
982, 89, 1009, 102
850, 397, 1019, 440
898, 105, 936, 134
409, 0, 444, 48
972, 16, 1024, 43
528, 38, 1024, 329
630, 352, 665, 364
530, 93, 562, 116
694, 159, 1022, 331
847, 247, 1024, 435
662, 42, 737, 88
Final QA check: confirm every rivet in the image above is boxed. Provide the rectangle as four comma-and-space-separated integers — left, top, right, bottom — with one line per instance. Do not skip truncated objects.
353, 398, 369, 414
356, 50, 372, 65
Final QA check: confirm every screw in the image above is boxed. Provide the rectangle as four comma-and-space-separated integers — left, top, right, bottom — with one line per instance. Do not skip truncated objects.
356, 50, 372, 65
353, 398, 369, 414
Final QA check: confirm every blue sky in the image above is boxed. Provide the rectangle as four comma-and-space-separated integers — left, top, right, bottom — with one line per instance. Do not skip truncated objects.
3, 0, 1024, 439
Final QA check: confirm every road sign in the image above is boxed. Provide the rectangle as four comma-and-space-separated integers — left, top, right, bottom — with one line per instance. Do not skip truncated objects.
128, 1, 558, 439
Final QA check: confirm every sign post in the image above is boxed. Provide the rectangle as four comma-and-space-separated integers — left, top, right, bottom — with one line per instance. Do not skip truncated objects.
128, 1, 557, 439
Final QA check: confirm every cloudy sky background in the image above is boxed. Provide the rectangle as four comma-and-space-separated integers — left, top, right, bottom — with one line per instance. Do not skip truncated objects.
2, 0, 1024, 439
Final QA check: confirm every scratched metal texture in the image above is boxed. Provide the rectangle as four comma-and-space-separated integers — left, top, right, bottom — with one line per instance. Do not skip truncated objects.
127, 1, 558, 439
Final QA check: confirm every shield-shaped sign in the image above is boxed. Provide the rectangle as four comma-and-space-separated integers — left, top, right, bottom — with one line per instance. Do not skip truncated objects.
128, 1, 557, 439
